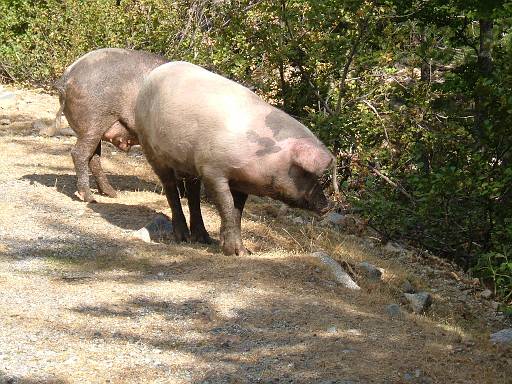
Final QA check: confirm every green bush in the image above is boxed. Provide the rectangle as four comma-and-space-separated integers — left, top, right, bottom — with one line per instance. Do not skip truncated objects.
472, 249, 512, 304
1, 0, 511, 304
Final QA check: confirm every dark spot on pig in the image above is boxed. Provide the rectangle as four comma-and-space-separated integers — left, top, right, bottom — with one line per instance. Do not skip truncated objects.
256, 145, 281, 157
247, 130, 282, 156
256, 136, 276, 147
246, 130, 260, 143
265, 110, 312, 141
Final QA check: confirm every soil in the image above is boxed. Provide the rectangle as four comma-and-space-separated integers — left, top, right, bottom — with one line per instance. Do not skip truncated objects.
0, 85, 510, 384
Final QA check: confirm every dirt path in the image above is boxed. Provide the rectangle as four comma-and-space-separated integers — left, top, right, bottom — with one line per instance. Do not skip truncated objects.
0, 85, 510, 384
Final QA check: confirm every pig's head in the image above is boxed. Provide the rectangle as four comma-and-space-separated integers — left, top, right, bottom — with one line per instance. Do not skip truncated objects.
273, 139, 333, 215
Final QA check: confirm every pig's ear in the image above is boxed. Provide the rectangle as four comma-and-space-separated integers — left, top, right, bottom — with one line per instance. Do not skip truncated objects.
292, 141, 333, 176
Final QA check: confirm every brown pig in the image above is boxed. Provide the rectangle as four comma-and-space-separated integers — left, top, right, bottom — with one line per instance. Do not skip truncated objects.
134, 62, 336, 255
53, 48, 167, 202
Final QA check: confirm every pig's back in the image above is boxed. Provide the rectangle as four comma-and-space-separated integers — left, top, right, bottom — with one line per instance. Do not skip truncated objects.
58, 48, 167, 129
136, 62, 272, 174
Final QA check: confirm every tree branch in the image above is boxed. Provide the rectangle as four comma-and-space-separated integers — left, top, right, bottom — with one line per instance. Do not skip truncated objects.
335, 19, 366, 113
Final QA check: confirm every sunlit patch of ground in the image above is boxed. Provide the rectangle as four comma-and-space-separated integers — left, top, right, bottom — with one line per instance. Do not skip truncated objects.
0, 85, 510, 383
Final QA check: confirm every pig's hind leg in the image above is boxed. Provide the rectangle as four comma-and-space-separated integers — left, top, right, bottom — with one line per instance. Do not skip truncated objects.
231, 189, 248, 232
152, 165, 191, 242
71, 134, 101, 202
89, 142, 117, 198
185, 176, 212, 244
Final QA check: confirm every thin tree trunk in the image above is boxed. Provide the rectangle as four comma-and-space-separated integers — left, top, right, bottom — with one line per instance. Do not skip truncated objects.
474, 18, 494, 142
420, 25, 431, 83
279, 60, 288, 111
335, 20, 366, 114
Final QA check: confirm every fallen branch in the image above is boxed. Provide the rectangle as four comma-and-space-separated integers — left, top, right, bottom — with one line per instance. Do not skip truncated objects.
339, 152, 415, 204
367, 164, 415, 203
361, 99, 391, 159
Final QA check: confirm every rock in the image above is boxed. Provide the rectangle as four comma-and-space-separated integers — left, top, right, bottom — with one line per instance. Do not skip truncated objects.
403, 369, 432, 383
277, 204, 288, 217
490, 328, 512, 345
319, 381, 356, 384
326, 326, 337, 333
383, 241, 405, 254
480, 289, 493, 299
321, 211, 345, 226
292, 216, 305, 225
311, 251, 360, 290
328, 212, 345, 225
133, 213, 173, 243
0, 118, 10, 125
386, 303, 403, 319
357, 261, 382, 281
32, 118, 49, 134
0, 91, 17, 109
404, 292, 432, 314
401, 279, 415, 293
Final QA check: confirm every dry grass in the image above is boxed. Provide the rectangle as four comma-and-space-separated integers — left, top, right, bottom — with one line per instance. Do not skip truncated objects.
0, 85, 510, 383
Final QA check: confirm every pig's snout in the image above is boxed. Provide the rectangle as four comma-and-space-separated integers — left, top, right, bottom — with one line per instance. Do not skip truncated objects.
319, 199, 335, 215
313, 198, 330, 216
305, 183, 330, 215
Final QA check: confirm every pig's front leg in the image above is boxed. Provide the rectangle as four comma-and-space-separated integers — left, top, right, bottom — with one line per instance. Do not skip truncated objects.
153, 166, 190, 242
203, 174, 247, 256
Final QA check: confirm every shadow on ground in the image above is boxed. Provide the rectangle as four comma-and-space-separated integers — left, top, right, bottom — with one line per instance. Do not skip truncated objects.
0, 371, 66, 384
2, 201, 509, 383
87, 202, 161, 231
22, 173, 161, 199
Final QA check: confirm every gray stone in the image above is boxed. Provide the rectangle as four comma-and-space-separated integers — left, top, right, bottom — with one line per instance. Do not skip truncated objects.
32, 118, 48, 133
383, 241, 405, 254
133, 213, 173, 243
277, 204, 288, 217
321, 212, 345, 226
480, 289, 493, 299
403, 370, 432, 384
292, 216, 305, 225
357, 261, 383, 280
404, 292, 432, 313
311, 251, 360, 290
319, 381, 357, 384
401, 280, 415, 293
386, 304, 403, 319
490, 328, 512, 345
0, 92, 17, 108
325, 212, 345, 226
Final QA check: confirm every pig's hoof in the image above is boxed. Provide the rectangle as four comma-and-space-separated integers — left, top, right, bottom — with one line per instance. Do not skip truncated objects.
221, 239, 248, 256
191, 229, 212, 244
100, 186, 117, 198
173, 227, 191, 243
74, 190, 97, 203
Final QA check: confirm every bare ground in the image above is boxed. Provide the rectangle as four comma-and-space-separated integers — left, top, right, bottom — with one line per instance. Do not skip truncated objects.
0, 85, 510, 384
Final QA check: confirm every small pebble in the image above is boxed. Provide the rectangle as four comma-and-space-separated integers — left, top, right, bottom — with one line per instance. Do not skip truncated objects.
386, 304, 403, 319
480, 289, 493, 299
